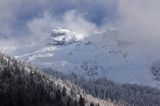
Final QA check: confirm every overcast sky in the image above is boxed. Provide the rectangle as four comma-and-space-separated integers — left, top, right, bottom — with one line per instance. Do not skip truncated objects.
1, 0, 160, 59
0, 0, 117, 38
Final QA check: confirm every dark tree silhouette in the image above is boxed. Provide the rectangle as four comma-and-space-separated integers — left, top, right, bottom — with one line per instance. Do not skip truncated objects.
79, 95, 86, 106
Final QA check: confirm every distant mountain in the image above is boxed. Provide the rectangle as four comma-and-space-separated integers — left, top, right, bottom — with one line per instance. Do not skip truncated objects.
0, 27, 159, 86
0, 53, 123, 106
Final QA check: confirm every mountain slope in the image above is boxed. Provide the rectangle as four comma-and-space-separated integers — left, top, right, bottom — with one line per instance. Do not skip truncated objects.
0, 27, 158, 87
0, 53, 124, 106
45, 70, 160, 106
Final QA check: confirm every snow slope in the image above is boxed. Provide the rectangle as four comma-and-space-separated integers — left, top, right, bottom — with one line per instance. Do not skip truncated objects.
0, 27, 158, 87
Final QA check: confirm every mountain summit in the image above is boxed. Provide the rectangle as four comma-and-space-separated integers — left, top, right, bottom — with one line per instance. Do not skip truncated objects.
48, 27, 84, 46
0, 27, 158, 87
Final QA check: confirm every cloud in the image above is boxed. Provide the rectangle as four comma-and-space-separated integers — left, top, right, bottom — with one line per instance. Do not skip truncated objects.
113, 0, 160, 59
1, 0, 160, 61
117, 0, 160, 40
1, 0, 113, 49
27, 10, 97, 41
0, 0, 117, 38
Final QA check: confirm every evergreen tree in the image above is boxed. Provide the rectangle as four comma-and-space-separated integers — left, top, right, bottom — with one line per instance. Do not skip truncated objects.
79, 95, 85, 106
90, 102, 94, 106
67, 96, 71, 106
62, 86, 67, 96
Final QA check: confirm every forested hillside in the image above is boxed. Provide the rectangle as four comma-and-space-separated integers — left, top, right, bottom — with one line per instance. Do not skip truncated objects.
1, 51, 159, 106
44, 69, 160, 106
0, 53, 124, 106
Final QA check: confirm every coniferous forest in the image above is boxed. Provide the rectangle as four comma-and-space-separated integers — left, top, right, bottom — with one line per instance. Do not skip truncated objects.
44, 68, 160, 106
0, 53, 123, 106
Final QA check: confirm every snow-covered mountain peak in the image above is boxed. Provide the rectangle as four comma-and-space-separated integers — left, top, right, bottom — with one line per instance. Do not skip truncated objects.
49, 27, 85, 46
0, 27, 159, 87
